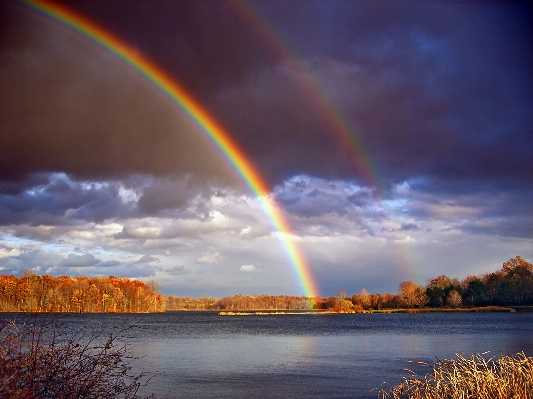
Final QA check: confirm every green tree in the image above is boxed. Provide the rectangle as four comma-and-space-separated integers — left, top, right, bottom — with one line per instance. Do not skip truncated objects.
463, 279, 491, 306
426, 275, 457, 307
484, 271, 505, 305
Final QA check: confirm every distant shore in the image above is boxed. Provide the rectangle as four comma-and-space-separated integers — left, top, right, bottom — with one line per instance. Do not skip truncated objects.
1, 306, 529, 316
218, 306, 530, 316
219, 311, 323, 316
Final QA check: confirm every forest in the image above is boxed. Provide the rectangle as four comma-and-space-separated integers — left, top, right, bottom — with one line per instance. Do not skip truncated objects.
1, 256, 531, 313
0, 272, 163, 313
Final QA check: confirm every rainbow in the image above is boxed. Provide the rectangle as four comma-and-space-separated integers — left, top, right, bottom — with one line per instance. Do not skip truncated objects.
231, 3, 416, 281
21, 1, 320, 298
231, 2, 382, 191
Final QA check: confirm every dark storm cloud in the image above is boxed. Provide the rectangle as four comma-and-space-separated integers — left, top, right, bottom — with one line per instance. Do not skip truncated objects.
137, 177, 218, 215
0, 173, 132, 226
273, 176, 371, 218
66, 1, 275, 97
213, 64, 356, 184
0, 172, 239, 231
399, 223, 418, 232
394, 180, 533, 239
2, 1, 531, 190
202, 2, 531, 188
0, 3, 239, 186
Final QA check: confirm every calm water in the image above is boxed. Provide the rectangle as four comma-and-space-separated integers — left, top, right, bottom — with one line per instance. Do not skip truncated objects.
4, 311, 533, 398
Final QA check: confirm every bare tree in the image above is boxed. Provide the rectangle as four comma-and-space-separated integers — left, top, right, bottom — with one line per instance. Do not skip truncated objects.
446, 290, 463, 308
359, 288, 371, 309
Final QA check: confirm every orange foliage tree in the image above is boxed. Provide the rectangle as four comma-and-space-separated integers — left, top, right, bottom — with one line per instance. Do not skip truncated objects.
0, 272, 163, 313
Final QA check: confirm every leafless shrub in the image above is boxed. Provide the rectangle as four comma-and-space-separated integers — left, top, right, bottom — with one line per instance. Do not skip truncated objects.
0, 315, 156, 399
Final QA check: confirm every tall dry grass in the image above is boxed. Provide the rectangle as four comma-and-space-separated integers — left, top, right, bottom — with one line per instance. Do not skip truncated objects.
378, 352, 533, 399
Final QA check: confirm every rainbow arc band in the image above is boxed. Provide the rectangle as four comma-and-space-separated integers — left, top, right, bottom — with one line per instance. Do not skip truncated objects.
23, 1, 320, 299
231, 2, 380, 190
231, 3, 416, 283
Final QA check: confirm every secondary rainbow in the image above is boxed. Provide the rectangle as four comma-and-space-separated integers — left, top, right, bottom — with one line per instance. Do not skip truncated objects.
22, 0, 320, 298
231, 2, 417, 281
231, 2, 381, 191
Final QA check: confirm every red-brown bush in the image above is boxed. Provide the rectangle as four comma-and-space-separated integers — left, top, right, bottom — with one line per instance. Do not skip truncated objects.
0, 316, 155, 399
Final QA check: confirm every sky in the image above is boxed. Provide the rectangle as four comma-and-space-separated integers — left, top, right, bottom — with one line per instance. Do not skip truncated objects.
0, 1, 532, 298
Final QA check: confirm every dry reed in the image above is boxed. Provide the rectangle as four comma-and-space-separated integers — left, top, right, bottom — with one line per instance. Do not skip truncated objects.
378, 352, 533, 399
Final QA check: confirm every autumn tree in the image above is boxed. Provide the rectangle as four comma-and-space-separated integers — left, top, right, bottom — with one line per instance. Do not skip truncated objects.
357, 288, 372, 309
398, 281, 415, 308
502, 256, 533, 275
446, 290, 463, 308
0, 274, 164, 313
499, 256, 533, 305
381, 293, 401, 309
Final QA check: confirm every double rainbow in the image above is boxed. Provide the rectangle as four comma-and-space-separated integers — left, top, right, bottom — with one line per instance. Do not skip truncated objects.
232, 3, 416, 282
22, 1, 320, 299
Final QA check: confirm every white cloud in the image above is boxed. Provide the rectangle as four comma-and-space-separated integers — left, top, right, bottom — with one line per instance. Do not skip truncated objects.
197, 249, 220, 264
0, 173, 531, 297
0, 247, 22, 258
239, 264, 259, 272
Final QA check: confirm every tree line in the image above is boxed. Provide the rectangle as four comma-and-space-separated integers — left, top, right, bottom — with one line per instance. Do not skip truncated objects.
165, 294, 312, 311
390, 256, 533, 308
340, 255, 533, 312
0, 270, 164, 313
165, 256, 533, 312
1, 256, 531, 313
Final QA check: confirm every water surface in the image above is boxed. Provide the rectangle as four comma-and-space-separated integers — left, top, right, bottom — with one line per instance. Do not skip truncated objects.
5, 311, 533, 398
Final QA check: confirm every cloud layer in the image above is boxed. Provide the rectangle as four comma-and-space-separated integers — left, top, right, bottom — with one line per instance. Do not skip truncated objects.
0, 1, 531, 297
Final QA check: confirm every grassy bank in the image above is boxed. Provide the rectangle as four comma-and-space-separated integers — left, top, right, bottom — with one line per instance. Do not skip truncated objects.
378, 352, 533, 399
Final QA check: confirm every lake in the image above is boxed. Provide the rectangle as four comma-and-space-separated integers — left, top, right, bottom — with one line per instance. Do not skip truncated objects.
5, 311, 533, 398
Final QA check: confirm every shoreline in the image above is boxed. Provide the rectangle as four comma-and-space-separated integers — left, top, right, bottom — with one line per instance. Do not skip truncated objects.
2, 306, 530, 316
218, 306, 523, 316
